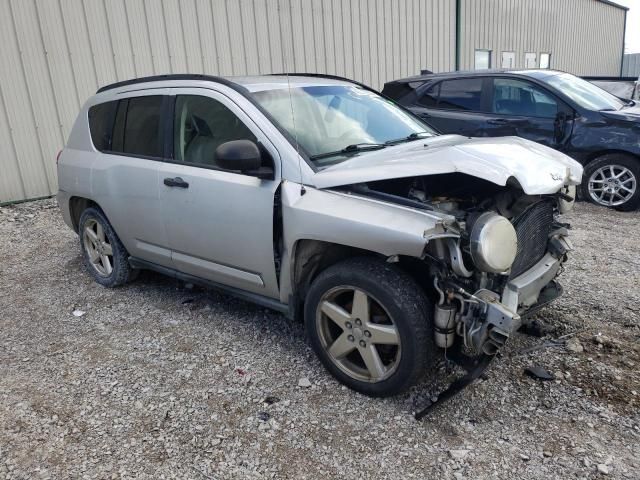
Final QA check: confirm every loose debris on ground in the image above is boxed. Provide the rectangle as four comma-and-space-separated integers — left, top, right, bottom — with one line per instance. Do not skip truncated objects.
0, 199, 638, 479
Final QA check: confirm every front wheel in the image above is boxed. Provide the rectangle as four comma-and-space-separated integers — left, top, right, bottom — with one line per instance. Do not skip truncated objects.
304, 257, 438, 397
581, 154, 640, 211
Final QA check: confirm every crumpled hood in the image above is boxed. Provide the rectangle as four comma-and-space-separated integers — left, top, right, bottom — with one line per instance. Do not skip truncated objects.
312, 135, 583, 195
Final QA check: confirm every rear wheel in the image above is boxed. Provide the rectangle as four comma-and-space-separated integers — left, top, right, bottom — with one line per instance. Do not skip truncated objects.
79, 207, 138, 287
304, 257, 437, 397
582, 154, 640, 211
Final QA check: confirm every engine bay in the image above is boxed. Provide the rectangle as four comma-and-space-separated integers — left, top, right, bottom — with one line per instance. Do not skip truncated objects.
354, 172, 555, 221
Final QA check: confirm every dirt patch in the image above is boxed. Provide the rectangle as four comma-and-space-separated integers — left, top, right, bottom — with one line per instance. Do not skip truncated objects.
0, 199, 639, 479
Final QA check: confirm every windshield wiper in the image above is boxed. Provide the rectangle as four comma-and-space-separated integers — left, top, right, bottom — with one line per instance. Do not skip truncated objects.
384, 131, 433, 146
310, 143, 386, 160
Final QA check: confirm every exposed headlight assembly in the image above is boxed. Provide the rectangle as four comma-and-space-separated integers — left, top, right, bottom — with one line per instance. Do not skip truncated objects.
469, 212, 518, 273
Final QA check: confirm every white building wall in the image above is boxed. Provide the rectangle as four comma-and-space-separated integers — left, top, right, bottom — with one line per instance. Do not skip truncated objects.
622, 53, 640, 77
0, 0, 456, 203
0, 0, 627, 204
459, 0, 625, 75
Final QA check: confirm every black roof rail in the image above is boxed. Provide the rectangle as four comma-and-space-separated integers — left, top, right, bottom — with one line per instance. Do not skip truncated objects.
95, 74, 241, 94
582, 76, 639, 82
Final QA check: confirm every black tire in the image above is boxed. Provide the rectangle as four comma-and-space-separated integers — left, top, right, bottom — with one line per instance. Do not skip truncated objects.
304, 257, 438, 397
78, 207, 138, 287
581, 154, 640, 212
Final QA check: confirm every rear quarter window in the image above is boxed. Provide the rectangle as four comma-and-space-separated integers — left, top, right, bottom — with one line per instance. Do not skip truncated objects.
417, 83, 440, 107
382, 82, 423, 102
88, 101, 117, 151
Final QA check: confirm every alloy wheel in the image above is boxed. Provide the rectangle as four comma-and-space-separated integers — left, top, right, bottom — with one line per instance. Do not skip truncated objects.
315, 286, 401, 383
82, 218, 114, 277
588, 164, 637, 207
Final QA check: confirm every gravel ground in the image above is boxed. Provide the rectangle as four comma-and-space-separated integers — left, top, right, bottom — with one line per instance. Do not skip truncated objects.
0, 199, 639, 479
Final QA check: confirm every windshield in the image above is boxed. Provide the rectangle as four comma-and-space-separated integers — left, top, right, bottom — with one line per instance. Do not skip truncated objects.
251, 85, 435, 165
543, 73, 626, 111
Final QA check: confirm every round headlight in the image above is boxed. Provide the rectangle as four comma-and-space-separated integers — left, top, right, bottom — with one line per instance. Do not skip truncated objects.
469, 212, 518, 273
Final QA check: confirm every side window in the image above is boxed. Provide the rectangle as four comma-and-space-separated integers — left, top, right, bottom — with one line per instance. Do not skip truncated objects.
437, 78, 484, 111
111, 96, 164, 158
417, 83, 440, 108
88, 101, 117, 151
173, 95, 257, 168
492, 78, 558, 118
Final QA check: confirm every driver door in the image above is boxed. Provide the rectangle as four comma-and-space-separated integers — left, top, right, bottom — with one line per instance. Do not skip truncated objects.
158, 89, 281, 298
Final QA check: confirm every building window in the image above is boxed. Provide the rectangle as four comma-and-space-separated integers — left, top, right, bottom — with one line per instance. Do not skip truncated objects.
524, 52, 537, 69
501, 51, 515, 69
474, 49, 491, 70
539, 53, 551, 69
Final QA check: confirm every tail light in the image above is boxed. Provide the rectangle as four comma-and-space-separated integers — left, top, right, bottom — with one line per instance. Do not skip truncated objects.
56, 149, 62, 165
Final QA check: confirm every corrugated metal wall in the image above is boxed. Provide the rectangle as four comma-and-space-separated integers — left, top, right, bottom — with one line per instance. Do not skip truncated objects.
622, 53, 640, 77
0, 0, 627, 204
0, 0, 456, 204
459, 0, 625, 75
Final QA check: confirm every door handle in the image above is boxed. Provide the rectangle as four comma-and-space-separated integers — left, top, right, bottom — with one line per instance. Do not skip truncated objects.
163, 177, 189, 188
487, 118, 509, 125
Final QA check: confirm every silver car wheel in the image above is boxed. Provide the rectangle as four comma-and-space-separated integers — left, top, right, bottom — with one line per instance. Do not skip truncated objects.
82, 218, 114, 277
588, 164, 637, 207
315, 286, 401, 383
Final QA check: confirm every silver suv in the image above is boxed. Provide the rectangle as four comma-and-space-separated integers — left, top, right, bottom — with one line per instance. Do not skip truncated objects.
58, 74, 582, 397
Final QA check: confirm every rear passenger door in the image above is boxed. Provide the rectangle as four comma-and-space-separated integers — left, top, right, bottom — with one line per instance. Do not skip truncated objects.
89, 93, 173, 267
158, 89, 281, 298
411, 77, 492, 136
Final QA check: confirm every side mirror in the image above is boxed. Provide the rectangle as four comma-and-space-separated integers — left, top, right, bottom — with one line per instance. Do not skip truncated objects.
215, 140, 262, 172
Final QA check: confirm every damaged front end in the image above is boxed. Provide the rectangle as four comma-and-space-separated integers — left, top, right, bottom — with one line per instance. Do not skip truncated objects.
334, 172, 574, 413
349, 173, 573, 355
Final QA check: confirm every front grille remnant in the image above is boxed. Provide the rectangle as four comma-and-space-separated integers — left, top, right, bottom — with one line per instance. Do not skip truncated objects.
509, 200, 554, 278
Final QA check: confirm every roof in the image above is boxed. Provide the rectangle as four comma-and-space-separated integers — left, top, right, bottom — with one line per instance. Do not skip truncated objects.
231, 75, 354, 92
387, 69, 567, 85
96, 73, 358, 94
596, 0, 628, 11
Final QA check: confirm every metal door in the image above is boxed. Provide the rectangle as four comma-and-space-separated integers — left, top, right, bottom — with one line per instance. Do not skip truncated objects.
158, 89, 282, 298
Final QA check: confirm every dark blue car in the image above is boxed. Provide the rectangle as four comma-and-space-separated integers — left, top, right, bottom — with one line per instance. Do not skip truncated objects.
383, 69, 640, 211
